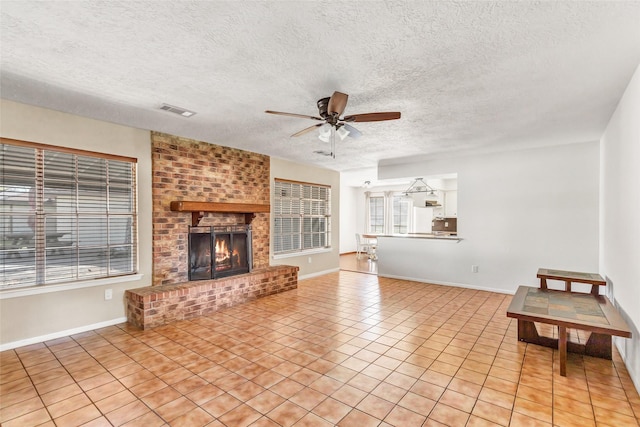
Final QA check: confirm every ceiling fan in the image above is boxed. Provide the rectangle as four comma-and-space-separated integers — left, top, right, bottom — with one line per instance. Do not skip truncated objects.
265, 91, 401, 153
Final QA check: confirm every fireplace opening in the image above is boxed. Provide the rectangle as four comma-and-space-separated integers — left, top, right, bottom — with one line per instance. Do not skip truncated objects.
188, 225, 252, 280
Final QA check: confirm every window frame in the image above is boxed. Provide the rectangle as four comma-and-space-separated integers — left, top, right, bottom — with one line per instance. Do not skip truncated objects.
366, 191, 413, 235
0, 138, 139, 294
272, 178, 331, 257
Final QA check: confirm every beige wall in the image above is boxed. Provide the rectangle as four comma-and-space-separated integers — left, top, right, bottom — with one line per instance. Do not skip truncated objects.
269, 157, 340, 277
0, 100, 152, 347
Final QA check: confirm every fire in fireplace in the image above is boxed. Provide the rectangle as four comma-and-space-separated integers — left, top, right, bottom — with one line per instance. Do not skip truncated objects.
188, 225, 252, 280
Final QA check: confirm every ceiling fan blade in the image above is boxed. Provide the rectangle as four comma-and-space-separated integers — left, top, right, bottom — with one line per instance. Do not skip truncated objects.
291, 123, 323, 137
343, 112, 401, 122
327, 91, 348, 116
265, 110, 323, 121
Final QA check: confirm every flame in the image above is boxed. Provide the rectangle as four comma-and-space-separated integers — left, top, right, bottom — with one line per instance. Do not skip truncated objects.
215, 237, 231, 270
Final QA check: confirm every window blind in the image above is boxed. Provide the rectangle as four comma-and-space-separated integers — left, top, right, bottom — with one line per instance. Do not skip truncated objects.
0, 140, 138, 290
273, 179, 330, 254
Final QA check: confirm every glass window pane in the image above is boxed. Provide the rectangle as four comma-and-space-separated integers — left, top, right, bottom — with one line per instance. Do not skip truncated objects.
109, 187, 133, 212
78, 217, 108, 246
78, 187, 107, 212
44, 180, 77, 213
110, 246, 133, 274
109, 216, 133, 245
78, 248, 108, 279
44, 151, 75, 180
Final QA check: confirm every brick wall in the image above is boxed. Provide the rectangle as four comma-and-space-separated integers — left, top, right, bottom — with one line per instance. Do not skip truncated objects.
152, 132, 270, 286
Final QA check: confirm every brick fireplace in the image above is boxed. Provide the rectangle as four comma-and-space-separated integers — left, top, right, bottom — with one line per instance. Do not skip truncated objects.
125, 132, 298, 329
150, 132, 271, 285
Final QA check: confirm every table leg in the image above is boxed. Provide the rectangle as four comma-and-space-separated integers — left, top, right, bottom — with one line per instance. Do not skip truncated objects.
558, 326, 567, 376
590, 285, 600, 296
564, 280, 572, 292
540, 278, 547, 290
584, 333, 612, 359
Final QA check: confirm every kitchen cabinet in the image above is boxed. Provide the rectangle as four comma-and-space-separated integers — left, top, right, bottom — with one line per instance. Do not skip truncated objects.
444, 190, 457, 217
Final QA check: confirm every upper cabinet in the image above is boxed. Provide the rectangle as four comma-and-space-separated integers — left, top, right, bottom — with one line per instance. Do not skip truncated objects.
444, 190, 457, 217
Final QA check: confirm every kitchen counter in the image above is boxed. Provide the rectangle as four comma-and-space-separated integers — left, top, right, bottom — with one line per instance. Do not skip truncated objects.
365, 233, 461, 241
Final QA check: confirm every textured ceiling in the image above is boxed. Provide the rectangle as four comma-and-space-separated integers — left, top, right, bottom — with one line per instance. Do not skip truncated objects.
1, 1, 639, 173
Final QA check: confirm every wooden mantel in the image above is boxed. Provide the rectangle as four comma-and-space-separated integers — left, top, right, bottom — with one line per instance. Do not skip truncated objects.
170, 201, 270, 226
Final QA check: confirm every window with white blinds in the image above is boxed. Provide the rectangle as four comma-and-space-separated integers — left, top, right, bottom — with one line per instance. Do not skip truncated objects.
0, 139, 138, 290
273, 179, 331, 255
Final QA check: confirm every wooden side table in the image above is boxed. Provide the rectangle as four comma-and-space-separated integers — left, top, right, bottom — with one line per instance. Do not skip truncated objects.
507, 286, 631, 376
537, 268, 605, 295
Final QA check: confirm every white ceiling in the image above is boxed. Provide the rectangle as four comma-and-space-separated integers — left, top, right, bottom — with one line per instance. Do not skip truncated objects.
1, 1, 639, 173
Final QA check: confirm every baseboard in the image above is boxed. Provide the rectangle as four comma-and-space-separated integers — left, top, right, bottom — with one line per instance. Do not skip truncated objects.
299, 268, 340, 281
377, 273, 516, 295
613, 303, 640, 395
0, 317, 128, 352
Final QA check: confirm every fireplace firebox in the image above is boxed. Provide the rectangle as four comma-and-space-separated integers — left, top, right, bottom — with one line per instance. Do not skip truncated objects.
188, 225, 252, 280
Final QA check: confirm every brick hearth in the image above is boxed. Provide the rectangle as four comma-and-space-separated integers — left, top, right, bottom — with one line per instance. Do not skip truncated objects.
126, 265, 298, 329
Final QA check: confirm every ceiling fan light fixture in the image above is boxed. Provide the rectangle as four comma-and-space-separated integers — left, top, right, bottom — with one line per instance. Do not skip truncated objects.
318, 123, 332, 137
343, 124, 362, 139
336, 126, 350, 141
318, 132, 331, 143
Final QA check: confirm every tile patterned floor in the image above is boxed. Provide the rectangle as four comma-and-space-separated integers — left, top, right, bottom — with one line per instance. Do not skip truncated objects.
1, 271, 639, 426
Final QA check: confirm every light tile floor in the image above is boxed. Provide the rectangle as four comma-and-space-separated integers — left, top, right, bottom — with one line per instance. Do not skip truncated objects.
1, 271, 639, 426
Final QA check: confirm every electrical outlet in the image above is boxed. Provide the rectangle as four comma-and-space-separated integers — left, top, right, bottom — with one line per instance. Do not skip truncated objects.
105, 289, 113, 300
472, 265, 479, 273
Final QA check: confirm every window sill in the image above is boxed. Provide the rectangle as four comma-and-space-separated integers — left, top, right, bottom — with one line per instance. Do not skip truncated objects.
0, 274, 144, 299
272, 247, 332, 260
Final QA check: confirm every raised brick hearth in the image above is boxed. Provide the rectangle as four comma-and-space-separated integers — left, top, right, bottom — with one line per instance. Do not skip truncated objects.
126, 265, 298, 329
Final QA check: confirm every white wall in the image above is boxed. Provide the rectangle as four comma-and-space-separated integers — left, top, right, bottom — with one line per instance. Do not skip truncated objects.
270, 157, 340, 278
0, 100, 152, 349
601, 63, 640, 390
376, 141, 600, 293
339, 185, 359, 253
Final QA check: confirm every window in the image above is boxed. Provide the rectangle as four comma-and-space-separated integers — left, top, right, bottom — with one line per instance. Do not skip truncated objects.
273, 179, 330, 255
1, 139, 138, 290
366, 192, 412, 234
392, 195, 410, 234
368, 196, 384, 233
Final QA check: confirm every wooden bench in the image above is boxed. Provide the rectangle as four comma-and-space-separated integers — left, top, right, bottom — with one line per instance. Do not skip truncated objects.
507, 286, 631, 376
537, 268, 606, 295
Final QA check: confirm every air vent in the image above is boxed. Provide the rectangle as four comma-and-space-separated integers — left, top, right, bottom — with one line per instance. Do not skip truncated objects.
159, 103, 196, 117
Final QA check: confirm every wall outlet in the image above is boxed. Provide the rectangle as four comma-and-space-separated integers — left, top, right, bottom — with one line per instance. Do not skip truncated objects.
105, 289, 113, 300
471, 265, 479, 273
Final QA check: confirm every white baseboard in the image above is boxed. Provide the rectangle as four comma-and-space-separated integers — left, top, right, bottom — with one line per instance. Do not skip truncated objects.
299, 268, 340, 281
377, 273, 516, 295
0, 317, 128, 352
